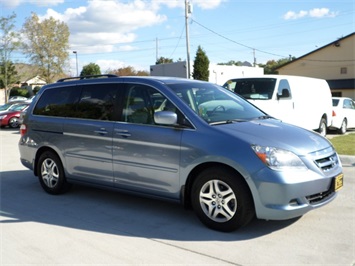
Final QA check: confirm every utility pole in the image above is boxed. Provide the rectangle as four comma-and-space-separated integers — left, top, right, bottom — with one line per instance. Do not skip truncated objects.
185, 0, 191, 79
253, 49, 256, 67
156, 37, 158, 63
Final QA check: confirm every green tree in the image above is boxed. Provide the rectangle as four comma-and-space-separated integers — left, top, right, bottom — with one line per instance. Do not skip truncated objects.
192, 46, 210, 81
259, 57, 295, 74
0, 60, 18, 88
0, 12, 21, 102
156, 57, 173, 64
80, 63, 101, 76
22, 13, 69, 83
108, 66, 149, 76
217, 60, 243, 66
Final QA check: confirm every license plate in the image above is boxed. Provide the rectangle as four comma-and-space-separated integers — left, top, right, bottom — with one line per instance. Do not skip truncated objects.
334, 174, 344, 192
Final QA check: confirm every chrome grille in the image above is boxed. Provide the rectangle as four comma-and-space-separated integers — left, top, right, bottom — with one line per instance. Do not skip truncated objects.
314, 153, 339, 172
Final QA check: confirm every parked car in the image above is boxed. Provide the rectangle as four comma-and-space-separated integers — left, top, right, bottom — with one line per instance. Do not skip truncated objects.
0, 103, 16, 113
329, 97, 355, 134
0, 105, 29, 128
25, 95, 37, 103
223, 75, 333, 136
8, 96, 28, 102
19, 75, 343, 232
0, 102, 29, 114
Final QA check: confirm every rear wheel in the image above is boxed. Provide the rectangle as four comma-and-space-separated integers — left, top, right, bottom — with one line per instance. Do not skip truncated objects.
37, 151, 71, 195
338, 119, 347, 134
191, 167, 255, 232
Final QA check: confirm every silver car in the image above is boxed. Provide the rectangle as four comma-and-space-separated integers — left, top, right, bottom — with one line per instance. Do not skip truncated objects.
19, 75, 343, 232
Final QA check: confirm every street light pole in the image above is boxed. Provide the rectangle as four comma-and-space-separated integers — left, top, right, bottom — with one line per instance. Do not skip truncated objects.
73, 51, 78, 76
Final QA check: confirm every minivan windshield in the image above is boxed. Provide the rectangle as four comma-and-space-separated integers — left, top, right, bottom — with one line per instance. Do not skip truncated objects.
167, 82, 266, 124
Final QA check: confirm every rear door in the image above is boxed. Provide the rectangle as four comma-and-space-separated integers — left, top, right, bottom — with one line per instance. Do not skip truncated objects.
62, 83, 120, 185
112, 83, 183, 198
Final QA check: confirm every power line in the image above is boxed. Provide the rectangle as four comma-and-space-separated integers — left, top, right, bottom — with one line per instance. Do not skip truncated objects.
191, 19, 287, 58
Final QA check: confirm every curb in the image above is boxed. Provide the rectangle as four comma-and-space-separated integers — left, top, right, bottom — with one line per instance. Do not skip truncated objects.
339, 155, 355, 167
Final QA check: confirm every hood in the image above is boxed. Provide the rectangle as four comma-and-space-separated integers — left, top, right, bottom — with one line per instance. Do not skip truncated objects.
217, 118, 332, 156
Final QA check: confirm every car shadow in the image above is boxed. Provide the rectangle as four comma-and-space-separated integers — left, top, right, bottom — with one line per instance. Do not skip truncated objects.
0, 170, 300, 241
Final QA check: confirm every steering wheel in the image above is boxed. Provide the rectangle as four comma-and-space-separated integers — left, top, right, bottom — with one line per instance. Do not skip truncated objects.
210, 105, 225, 115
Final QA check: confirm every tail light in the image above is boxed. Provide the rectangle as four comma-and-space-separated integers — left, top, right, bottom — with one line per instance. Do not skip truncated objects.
20, 124, 27, 136
332, 110, 336, 117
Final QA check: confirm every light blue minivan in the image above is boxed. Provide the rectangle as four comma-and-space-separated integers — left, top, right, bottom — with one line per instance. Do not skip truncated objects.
19, 75, 343, 232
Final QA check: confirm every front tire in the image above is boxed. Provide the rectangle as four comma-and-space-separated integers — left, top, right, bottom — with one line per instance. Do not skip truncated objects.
37, 151, 71, 195
191, 167, 255, 232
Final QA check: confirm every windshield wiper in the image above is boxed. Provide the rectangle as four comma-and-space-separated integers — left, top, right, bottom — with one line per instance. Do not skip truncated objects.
210, 119, 248, 125
255, 115, 274, 120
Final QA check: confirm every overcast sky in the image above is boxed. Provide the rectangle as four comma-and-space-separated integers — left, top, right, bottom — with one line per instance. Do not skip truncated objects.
1, 0, 353, 76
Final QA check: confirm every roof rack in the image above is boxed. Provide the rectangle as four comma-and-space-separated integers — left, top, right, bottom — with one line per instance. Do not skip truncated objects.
57, 74, 118, 82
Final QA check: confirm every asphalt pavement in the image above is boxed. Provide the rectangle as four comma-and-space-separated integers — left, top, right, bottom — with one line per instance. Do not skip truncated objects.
1, 128, 354, 265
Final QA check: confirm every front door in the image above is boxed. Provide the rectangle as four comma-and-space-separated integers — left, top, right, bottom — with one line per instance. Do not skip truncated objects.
112, 83, 182, 198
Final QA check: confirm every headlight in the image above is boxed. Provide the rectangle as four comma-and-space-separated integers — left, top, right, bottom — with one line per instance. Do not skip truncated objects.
0, 115, 7, 119
251, 145, 307, 170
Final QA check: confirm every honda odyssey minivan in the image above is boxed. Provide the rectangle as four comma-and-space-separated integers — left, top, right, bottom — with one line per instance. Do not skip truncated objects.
19, 75, 343, 232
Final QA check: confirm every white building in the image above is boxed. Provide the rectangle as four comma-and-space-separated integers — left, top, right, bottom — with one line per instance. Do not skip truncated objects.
150, 61, 263, 86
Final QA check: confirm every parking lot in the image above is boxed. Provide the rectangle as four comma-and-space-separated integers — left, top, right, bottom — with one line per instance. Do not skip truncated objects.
1, 128, 354, 265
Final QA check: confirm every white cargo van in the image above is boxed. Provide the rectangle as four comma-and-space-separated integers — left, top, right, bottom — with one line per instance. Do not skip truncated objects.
223, 75, 333, 136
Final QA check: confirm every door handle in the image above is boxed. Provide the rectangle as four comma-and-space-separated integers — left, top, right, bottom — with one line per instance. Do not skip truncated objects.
114, 129, 131, 137
94, 128, 108, 135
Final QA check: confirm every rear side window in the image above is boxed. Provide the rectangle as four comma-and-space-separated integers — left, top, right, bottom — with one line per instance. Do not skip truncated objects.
332, 99, 340, 107
33, 86, 80, 117
33, 83, 119, 121
76, 84, 118, 120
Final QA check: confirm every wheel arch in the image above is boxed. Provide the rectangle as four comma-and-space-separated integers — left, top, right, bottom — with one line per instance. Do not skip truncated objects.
34, 146, 62, 176
182, 162, 254, 210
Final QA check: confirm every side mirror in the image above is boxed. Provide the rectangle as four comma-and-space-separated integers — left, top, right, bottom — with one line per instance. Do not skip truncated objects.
154, 111, 178, 125
277, 88, 290, 99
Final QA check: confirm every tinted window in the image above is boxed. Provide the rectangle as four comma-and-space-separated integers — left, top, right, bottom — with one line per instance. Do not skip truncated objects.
33, 86, 80, 117
34, 84, 119, 120
332, 99, 340, 107
76, 84, 118, 120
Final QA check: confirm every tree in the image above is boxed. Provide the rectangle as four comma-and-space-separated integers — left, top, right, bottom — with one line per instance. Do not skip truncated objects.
108, 66, 149, 76
217, 60, 243, 66
0, 13, 21, 102
0, 60, 18, 88
156, 57, 173, 65
22, 13, 69, 83
192, 46, 210, 81
80, 63, 101, 76
258, 57, 295, 74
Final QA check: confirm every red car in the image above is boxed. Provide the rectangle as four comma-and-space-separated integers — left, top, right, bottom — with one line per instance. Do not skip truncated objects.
0, 105, 29, 128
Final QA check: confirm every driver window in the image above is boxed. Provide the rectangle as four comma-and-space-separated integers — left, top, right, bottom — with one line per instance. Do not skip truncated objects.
277, 79, 291, 99
123, 84, 183, 126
